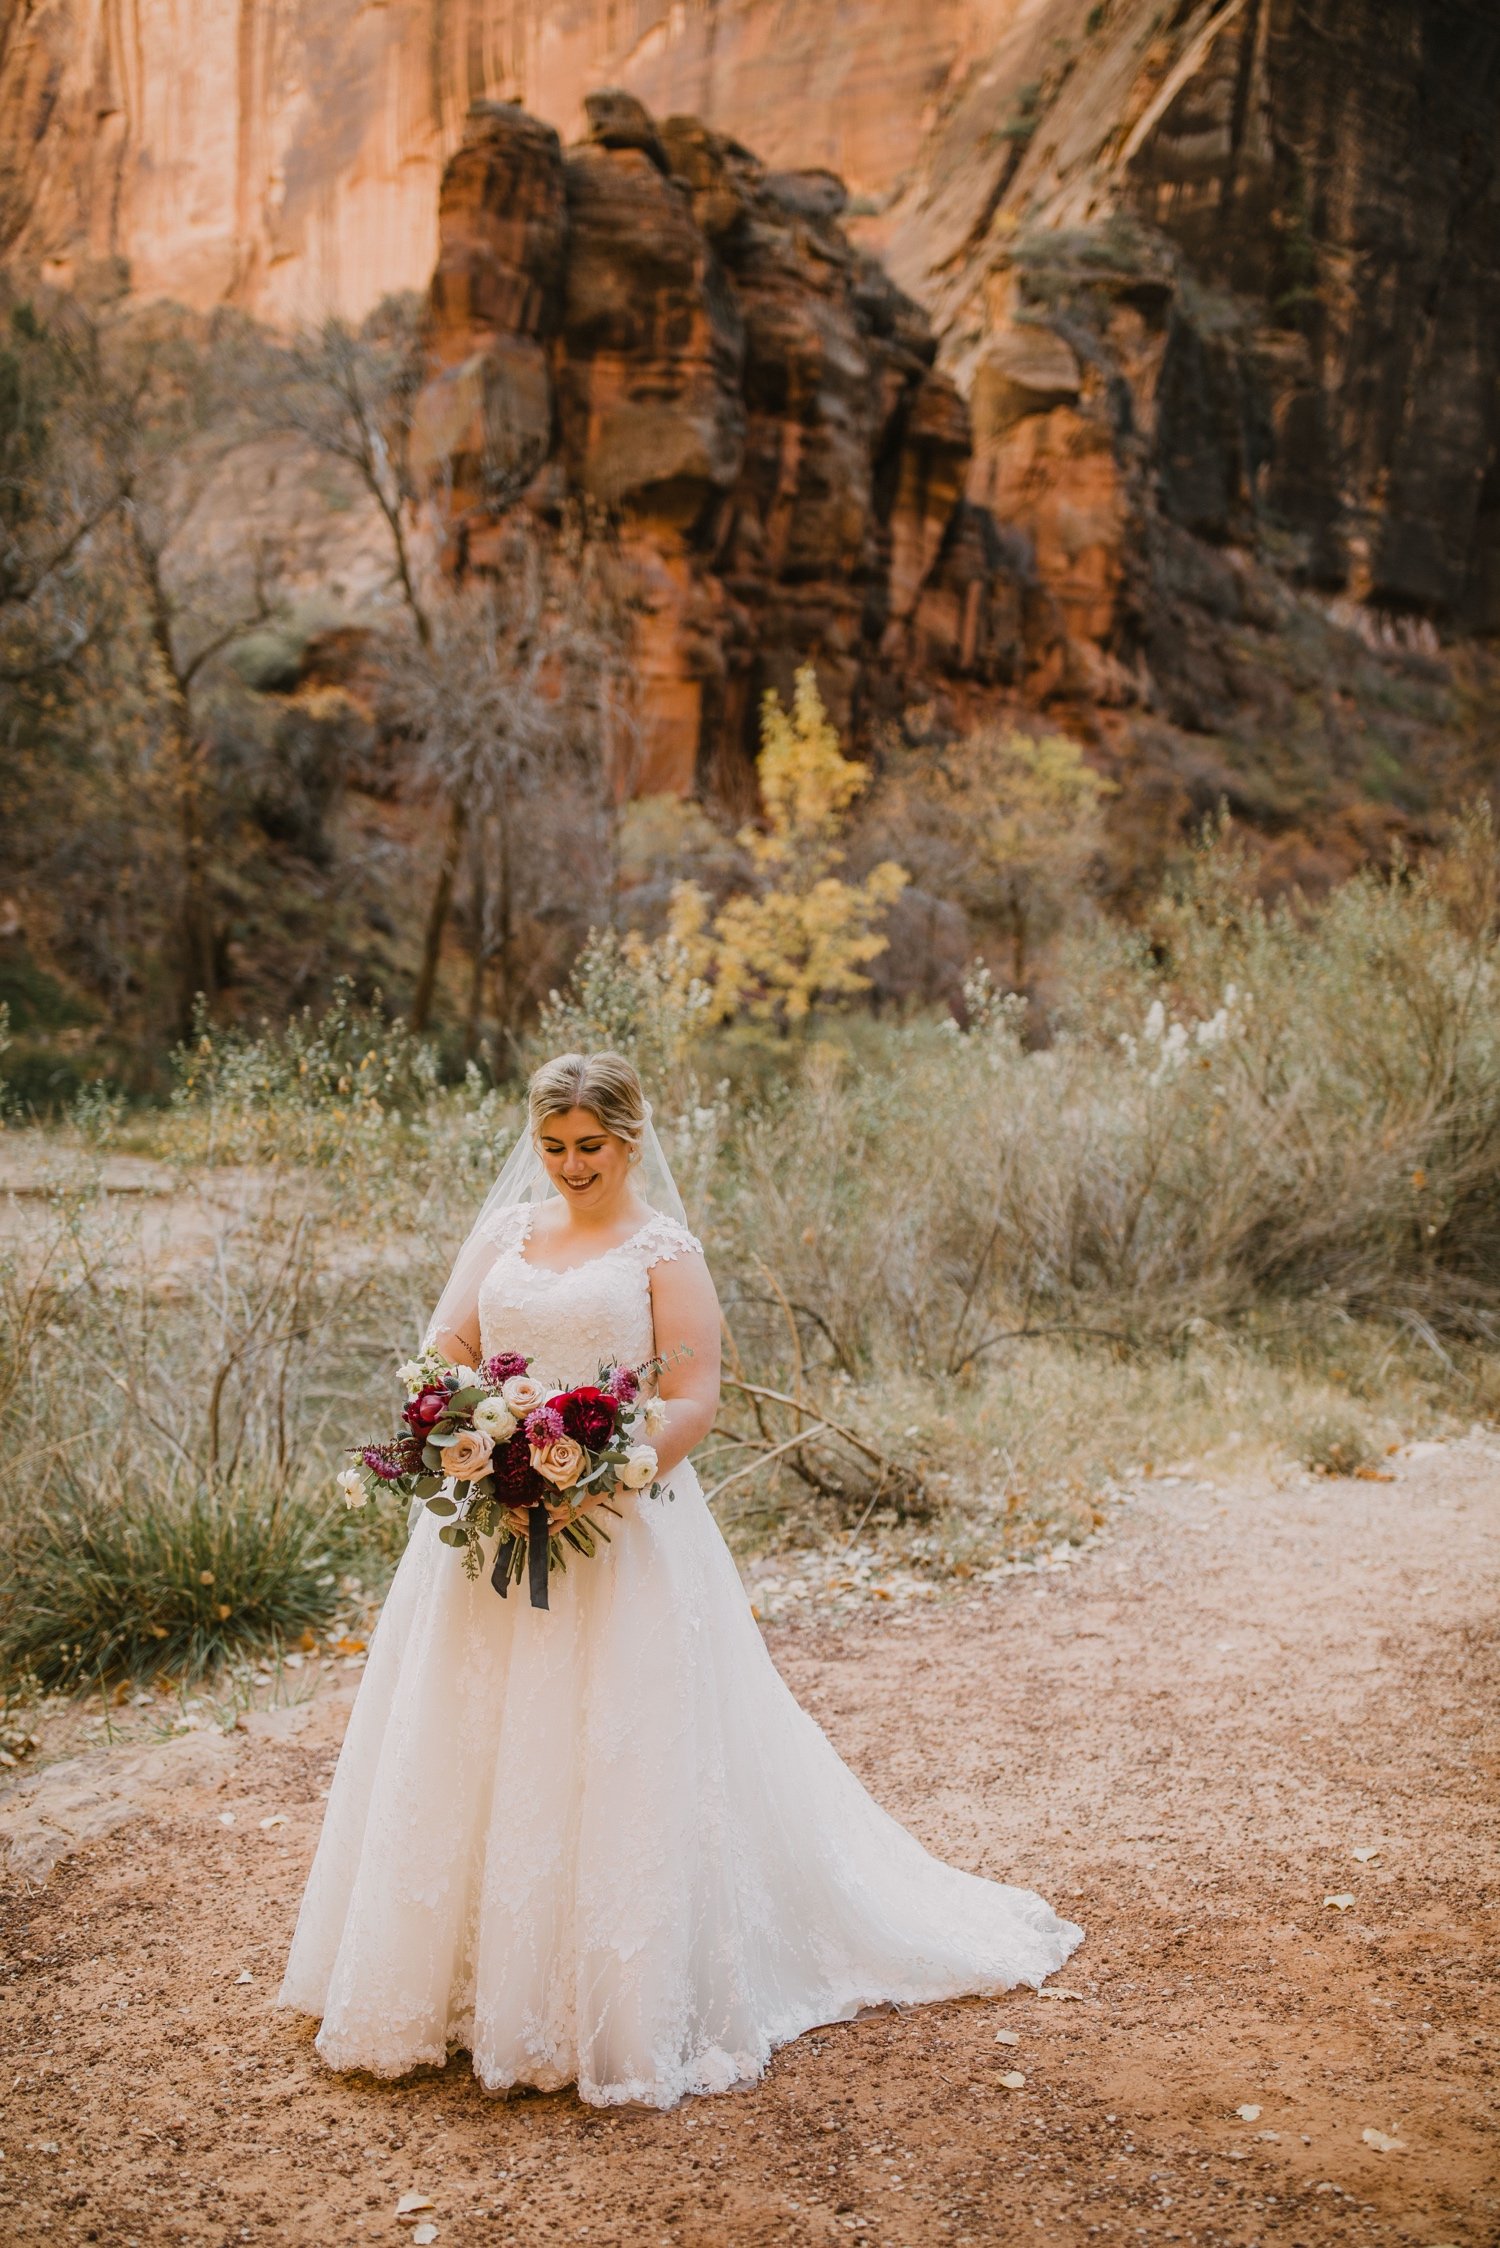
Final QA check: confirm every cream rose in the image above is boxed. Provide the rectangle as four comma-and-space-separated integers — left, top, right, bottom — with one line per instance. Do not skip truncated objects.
530, 1434, 586, 1491
617, 1444, 658, 1491
439, 1427, 495, 1481
472, 1396, 518, 1442
501, 1374, 548, 1418
642, 1397, 668, 1437
336, 1466, 367, 1509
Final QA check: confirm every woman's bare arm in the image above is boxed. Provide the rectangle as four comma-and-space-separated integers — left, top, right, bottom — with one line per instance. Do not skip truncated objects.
547, 1247, 721, 1529
429, 1322, 479, 1369
644, 1248, 723, 1477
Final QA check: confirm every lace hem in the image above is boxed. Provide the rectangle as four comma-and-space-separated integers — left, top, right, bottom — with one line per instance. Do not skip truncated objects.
289, 1916, 1084, 2108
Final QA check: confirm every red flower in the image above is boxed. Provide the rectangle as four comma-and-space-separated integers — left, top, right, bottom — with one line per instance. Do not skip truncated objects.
555, 1386, 618, 1450
482, 1351, 530, 1384
490, 1426, 543, 1505
403, 1385, 449, 1434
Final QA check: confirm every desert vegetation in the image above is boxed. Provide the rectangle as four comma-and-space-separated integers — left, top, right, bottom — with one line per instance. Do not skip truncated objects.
0, 289, 639, 1099
2, 766, 1497, 1697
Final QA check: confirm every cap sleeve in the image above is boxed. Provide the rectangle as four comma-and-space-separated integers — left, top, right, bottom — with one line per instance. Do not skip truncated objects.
475, 1200, 530, 1253
634, 1212, 704, 1269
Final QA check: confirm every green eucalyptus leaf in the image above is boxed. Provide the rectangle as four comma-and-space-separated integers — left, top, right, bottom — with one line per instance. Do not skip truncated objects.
425, 1495, 458, 1519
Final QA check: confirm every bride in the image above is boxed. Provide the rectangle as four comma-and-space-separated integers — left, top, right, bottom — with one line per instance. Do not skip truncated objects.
279, 1050, 1082, 2107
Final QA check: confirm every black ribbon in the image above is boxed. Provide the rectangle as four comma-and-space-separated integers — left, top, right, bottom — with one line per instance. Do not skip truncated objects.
527, 1498, 550, 1609
489, 1500, 551, 1609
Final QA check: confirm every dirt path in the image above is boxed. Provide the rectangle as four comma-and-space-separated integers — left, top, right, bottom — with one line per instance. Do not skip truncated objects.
2, 1441, 1497, 2248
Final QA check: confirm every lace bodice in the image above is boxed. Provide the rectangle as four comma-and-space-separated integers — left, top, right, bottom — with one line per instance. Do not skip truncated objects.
475, 1206, 703, 1386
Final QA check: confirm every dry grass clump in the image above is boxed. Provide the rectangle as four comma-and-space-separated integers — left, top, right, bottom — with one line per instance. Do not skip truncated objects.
709, 810, 1500, 1375
0, 1155, 414, 1688
1293, 1410, 1381, 1478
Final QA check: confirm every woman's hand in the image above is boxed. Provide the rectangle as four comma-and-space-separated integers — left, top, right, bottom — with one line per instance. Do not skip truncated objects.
545, 1495, 596, 1531
499, 1496, 593, 1534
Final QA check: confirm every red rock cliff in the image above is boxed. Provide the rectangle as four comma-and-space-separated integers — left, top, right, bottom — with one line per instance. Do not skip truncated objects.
411, 93, 1002, 796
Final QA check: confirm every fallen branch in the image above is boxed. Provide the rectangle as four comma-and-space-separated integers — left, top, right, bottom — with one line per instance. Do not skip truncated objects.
701, 1422, 834, 1505
720, 1376, 888, 1469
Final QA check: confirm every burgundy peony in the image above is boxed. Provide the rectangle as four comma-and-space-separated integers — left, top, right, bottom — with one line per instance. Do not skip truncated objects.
489, 1426, 542, 1505
556, 1386, 618, 1449
607, 1365, 640, 1404
402, 1385, 449, 1434
482, 1350, 530, 1385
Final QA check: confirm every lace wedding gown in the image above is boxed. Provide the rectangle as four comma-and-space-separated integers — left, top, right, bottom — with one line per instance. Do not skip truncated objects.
279, 1208, 1083, 2106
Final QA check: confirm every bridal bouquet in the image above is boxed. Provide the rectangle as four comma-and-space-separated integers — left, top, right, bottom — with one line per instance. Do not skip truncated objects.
337, 1349, 670, 1608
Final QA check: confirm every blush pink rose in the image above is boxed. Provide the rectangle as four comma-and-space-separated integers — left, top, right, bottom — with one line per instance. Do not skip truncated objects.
501, 1374, 548, 1418
529, 1433, 586, 1491
439, 1427, 495, 1481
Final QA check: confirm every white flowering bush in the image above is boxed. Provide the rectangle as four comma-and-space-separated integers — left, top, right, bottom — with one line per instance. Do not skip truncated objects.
716, 807, 1500, 1364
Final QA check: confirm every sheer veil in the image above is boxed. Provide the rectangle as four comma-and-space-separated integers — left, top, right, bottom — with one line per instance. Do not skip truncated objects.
421, 1105, 689, 1356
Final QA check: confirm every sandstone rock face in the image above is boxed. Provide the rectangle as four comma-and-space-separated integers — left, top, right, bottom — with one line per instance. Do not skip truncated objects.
0, 0, 1014, 326
7, 0, 1494, 654
882, 0, 1500, 653
414, 96, 1008, 794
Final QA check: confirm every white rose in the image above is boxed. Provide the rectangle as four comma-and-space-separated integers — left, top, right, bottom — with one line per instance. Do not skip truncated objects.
501, 1374, 548, 1417
336, 1467, 367, 1509
473, 1396, 518, 1442
642, 1397, 667, 1437
617, 1444, 658, 1491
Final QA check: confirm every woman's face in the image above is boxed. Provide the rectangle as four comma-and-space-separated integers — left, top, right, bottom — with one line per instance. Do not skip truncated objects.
536, 1107, 634, 1214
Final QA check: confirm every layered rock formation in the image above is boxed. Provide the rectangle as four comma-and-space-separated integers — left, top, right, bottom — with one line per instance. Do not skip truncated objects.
411, 92, 1007, 794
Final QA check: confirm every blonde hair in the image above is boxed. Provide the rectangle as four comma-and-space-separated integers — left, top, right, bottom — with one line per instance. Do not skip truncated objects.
527, 1051, 647, 1152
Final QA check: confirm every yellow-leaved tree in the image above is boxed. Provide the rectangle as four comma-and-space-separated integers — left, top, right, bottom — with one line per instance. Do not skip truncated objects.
670, 667, 907, 1025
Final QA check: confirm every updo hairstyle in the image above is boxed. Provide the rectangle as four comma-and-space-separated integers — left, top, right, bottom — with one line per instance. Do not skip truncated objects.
527, 1051, 647, 1157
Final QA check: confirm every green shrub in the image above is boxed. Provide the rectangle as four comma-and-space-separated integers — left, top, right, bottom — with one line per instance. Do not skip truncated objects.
0, 1474, 342, 1688
169, 975, 440, 1164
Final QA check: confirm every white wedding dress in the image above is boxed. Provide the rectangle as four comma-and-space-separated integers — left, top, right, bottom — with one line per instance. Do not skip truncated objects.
279, 1207, 1083, 2106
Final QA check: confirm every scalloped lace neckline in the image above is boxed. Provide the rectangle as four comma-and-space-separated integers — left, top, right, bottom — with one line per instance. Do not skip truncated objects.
512, 1206, 656, 1280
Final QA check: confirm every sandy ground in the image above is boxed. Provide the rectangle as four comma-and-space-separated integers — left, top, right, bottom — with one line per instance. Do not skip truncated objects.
1, 1440, 1496, 2248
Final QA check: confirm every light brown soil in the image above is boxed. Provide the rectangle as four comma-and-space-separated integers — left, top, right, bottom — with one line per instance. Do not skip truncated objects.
2, 1442, 1496, 2248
